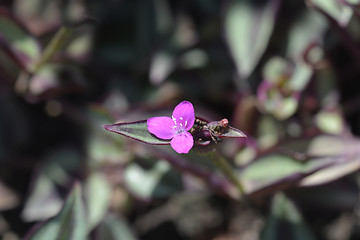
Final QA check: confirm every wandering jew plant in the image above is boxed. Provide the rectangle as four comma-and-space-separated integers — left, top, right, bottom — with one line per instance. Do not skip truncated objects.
104, 101, 247, 153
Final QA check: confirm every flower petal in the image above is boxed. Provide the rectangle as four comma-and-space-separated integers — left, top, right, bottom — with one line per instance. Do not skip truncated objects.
147, 117, 176, 139
170, 132, 194, 154
172, 101, 195, 131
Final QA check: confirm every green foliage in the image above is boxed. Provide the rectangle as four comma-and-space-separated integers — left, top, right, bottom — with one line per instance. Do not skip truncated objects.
97, 215, 137, 240
0, 12, 41, 70
1, 0, 360, 239
124, 158, 183, 200
26, 183, 87, 240
225, 0, 280, 79
84, 173, 111, 230
262, 192, 316, 240
104, 120, 171, 145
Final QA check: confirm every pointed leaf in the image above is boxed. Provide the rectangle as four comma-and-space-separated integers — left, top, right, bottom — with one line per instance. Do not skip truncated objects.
85, 173, 111, 229
149, 51, 175, 85
262, 192, 316, 240
22, 148, 81, 222
147, 144, 238, 199
218, 126, 247, 138
21, 173, 63, 222
87, 108, 129, 164
27, 63, 86, 102
98, 215, 137, 240
240, 154, 330, 195
124, 158, 183, 200
298, 135, 360, 186
65, 27, 94, 62
104, 120, 171, 145
243, 135, 360, 196
25, 183, 87, 240
196, 118, 247, 139
315, 110, 345, 134
286, 10, 327, 59
0, 9, 41, 71
225, 0, 280, 79
13, 0, 61, 36
308, 0, 353, 27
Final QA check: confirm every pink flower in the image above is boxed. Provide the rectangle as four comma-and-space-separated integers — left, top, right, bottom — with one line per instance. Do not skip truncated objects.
147, 101, 195, 154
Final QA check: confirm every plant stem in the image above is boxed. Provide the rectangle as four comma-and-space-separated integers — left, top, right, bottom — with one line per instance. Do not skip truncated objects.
210, 150, 245, 196
32, 26, 72, 72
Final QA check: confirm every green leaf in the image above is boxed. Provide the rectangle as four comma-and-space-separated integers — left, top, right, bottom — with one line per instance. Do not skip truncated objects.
21, 173, 63, 222
65, 27, 94, 62
225, 0, 280, 79
149, 50, 175, 85
241, 155, 303, 194
27, 63, 86, 101
147, 145, 239, 198
180, 49, 208, 69
84, 173, 111, 229
286, 10, 327, 59
97, 215, 137, 240
240, 153, 330, 195
288, 63, 312, 91
298, 135, 360, 186
346, 0, 360, 4
13, 0, 61, 36
26, 183, 87, 240
218, 126, 247, 138
124, 158, 183, 200
28, 64, 58, 95
87, 106, 130, 165
258, 57, 312, 120
104, 120, 171, 145
261, 192, 315, 240
194, 119, 247, 144
244, 135, 360, 196
22, 148, 82, 222
309, 0, 353, 27
259, 86, 299, 120
0, 11, 41, 71
315, 110, 344, 134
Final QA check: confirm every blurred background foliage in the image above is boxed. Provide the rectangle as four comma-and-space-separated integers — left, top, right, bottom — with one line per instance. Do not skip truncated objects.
1, 0, 360, 239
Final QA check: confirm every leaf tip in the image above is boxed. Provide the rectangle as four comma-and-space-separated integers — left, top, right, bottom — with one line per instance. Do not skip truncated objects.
103, 124, 112, 131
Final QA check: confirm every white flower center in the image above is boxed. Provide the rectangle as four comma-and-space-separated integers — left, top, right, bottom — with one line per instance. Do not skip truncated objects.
172, 116, 187, 133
